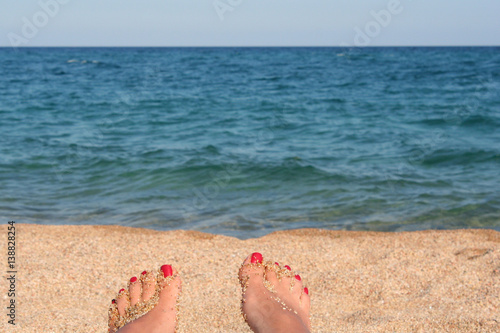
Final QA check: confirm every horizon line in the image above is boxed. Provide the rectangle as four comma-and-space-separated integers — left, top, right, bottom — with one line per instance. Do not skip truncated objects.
1, 45, 499, 48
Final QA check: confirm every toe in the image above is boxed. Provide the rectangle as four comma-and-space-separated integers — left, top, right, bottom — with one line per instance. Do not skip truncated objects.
239, 252, 265, 290
154, 265, 182, 331
265, 264, 280, 287
129, 276, 141, 306
300, 287, 311, 310
291, 274, 304, 295
158, 266, 182, 304
276, 264, 293, 293
140, 270, 156, 302
300, 287, 311, 329
108, 299, 119, 333
116, 288, 130, 316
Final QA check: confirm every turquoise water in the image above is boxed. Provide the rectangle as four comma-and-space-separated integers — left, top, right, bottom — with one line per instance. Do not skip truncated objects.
1, 47, 499, 238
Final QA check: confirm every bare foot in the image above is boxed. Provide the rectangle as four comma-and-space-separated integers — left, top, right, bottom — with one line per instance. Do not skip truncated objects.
108, 265, 182, 333
239, 253, 311, 333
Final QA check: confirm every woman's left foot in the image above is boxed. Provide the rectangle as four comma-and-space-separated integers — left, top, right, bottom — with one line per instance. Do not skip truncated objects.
108, 265, 182, 333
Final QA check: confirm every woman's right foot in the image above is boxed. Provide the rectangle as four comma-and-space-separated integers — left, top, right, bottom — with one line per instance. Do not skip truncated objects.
239, 253, 311, 333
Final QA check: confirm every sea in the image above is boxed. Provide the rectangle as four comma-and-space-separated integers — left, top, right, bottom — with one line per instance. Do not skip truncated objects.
1, 47, 499, 238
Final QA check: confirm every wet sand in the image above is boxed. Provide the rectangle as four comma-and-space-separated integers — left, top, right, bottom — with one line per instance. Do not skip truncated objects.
2, 224, 499, 332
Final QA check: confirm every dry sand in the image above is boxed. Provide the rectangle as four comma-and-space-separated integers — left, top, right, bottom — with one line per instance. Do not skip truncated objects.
1, 224, 499, 332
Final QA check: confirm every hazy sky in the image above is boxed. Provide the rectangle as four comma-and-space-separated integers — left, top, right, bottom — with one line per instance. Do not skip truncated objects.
1, 0, 499, 47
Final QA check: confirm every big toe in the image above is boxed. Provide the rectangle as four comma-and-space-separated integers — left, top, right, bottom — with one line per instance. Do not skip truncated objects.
151, 265, 182, 330
157, 265, 182, 307
239, 252, 266, 291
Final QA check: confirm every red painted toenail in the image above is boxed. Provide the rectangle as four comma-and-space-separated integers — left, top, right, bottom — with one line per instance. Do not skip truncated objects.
112, 299, 116, 304
275, 262, 280, 266
161, 264, 173, 277
119, 288, 125, 293
304, 287, 309, 295
251, 252, 263, 264
141, 270, 147, 275
284, 265, 291, 271
130, 276, 137, 283
295, 274, 301, 281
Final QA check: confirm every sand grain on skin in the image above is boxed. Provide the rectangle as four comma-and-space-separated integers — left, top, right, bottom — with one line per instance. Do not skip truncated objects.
1, 224, 499, 332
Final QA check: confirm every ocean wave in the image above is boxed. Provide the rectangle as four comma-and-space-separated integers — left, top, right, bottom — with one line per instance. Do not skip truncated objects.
461, 115, 500, 127
66, 59, 120, 69
418, 148, 500, 166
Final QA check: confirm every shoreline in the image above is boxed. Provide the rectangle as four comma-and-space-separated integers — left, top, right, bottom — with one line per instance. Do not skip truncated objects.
3, 224, 499, 332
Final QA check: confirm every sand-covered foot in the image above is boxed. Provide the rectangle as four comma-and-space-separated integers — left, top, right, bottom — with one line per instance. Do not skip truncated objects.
239, 253, 311, 333
108, 265, 182, 333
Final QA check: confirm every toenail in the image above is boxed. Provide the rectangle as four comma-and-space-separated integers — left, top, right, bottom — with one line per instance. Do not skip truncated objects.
161, 264, 173, 277
112, 299, 116, 304
295, 274, 301, 281
304, 287, 309, 295
284, 265, 291, 271
251, 252, 263, 264
130, 276, 137, 283
141, 270, 147, 275
275, 262, 280, 266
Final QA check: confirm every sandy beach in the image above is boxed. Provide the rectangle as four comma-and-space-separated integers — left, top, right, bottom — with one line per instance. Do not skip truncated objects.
2, 224, 499, 332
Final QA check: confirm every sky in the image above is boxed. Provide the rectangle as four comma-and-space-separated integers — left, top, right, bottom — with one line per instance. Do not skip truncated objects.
1, 0, 499, 47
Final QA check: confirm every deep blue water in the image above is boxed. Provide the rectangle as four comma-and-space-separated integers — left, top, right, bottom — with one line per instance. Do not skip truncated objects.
1, 47, 499, 238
